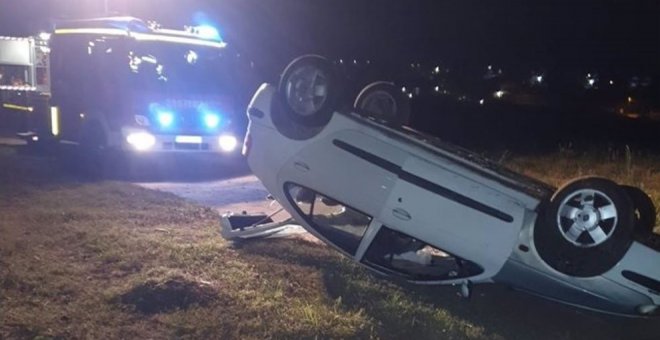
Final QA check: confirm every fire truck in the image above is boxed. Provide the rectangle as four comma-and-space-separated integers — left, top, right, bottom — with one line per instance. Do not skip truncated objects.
0, 17, 248, 158
0, 35, 51, 138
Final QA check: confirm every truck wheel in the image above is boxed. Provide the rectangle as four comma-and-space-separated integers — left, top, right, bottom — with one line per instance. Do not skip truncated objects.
535, 177, 635, 277
354, 81, 410, 127
278, 55, 340, 127
621, 185, 656, 237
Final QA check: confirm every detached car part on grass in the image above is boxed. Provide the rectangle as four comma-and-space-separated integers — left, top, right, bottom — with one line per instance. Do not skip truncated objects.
240, 55, 660, 317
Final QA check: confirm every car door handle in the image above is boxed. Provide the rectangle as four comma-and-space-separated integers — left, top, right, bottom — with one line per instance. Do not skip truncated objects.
392, 208, 411, 221
294, 161, 310, 172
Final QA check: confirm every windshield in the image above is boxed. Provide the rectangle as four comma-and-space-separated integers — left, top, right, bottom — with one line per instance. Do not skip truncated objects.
124, 40, 233, 96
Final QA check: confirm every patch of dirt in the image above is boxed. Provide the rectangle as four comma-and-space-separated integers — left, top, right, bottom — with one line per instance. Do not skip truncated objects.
117, 277, 216, 314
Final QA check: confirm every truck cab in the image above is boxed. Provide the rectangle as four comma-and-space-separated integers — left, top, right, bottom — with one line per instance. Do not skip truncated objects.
1, 17, 251, 156
50, 17, 246, 154
0, 35, 51, 140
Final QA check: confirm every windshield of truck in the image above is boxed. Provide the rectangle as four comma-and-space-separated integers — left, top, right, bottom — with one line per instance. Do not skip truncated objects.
125, 40, 233, 95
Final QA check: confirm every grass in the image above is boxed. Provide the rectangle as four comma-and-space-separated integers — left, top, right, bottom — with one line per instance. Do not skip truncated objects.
505, 144, 660, 232
1, 144, 660, 339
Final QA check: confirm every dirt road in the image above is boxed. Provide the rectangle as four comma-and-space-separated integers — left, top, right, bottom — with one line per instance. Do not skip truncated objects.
135, 167, 306, 237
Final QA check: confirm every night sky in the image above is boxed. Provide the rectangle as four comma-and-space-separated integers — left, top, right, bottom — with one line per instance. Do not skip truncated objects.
1, 0, 658, 74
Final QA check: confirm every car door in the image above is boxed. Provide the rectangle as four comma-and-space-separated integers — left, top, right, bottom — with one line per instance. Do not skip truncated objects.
276, 128, 402, 258
378, 154, 528, 280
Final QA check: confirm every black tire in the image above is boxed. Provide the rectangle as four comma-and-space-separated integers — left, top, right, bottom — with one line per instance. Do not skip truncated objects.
354, 81, 411, 127
278, 55, 340, 127
535, 177, 635, 277
621, 185, 656, 237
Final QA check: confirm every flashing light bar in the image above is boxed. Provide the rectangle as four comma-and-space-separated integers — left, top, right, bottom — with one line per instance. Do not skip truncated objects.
2, 103, 34, 112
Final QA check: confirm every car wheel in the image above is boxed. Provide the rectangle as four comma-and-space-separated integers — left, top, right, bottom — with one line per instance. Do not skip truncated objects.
621, 185, 656, 237
354, 81, 410, 127
535, 177, 635, 277
278, 55, 340, 127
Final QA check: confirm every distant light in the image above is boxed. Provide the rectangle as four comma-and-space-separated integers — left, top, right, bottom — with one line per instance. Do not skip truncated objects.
434, 86, 440, 92
487, 65, 492, 70
587, 73, 592, 78
353, 59, 357, 65
219, 134, 238, 152
494, 90, 505, 98
126, 132, 156, 151
79, 113, 85, 119
407, 93, 413, 99
536, 75, 543, 83
339, 59, 344, 64
609, 80, 614, 85
628, 96, 633, 103
32, 136, 39, 142
194, 25, 221, 40
157, 111, 174, 127
433, 66, 440, 74
588, 78, 595, 86
401, 86, 407, 93
38, 32, 51, 41
203, 113, 220, 128
479, 99, 485, 105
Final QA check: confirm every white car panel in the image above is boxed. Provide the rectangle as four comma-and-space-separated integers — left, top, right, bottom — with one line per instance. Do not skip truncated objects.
242, 78, 660, 317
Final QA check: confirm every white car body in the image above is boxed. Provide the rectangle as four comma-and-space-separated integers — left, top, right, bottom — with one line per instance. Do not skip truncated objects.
243, 83, 660, 317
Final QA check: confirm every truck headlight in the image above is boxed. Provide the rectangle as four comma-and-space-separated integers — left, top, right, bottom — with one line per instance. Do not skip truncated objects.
218, 134, 237, 152
126, 132, 156, 151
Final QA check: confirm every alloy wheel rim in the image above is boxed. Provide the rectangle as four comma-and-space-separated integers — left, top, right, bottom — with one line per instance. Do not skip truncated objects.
556, 189, 618, 248
285, 65, 329, 117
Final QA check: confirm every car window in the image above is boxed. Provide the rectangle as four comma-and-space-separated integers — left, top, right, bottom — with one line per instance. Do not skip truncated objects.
285, 183, 371, 255
363, 226, 483, 281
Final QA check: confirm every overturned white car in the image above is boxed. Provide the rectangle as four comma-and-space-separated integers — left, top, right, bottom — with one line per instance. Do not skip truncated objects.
238, 55, 660, 317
